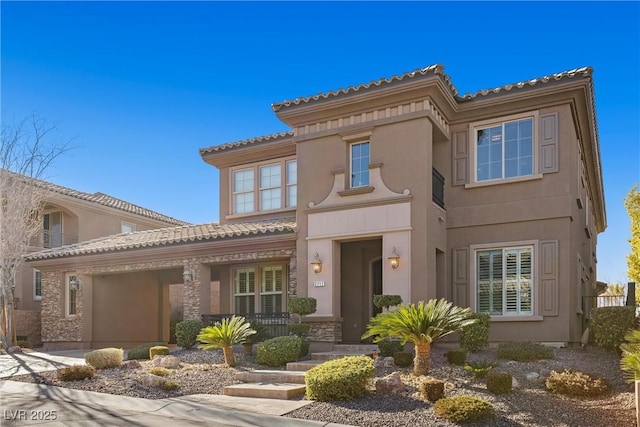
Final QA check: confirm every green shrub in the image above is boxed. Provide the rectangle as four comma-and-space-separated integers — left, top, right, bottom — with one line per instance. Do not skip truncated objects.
393, 351, 413, 367
373, 295, 402, 310
127, 342, 167, 360
486, 372, 512, 394
591, 306, 636, 351
464, 359, 496, 378
446, 348, 467, 365
85, 348, 124, 369
420, 378, 445, 402
149, 367, 171, 377
288, 324, 311, 338
299, 340, 310, 358
169, 319, 178, 344
306, 356, 375, 401
149, 346, 170, 359
58, 365, 96, 381
545, 369, 609, 397
459, 312, 490, 352
256, 336, 302, 366
496, 342, 554, 361
434, 396, 494, 423
288, 297, 317, 321
377, 339, 404, 357
175, 319, 203, 349
160, 380, 180, 390
245, 321, 270, 344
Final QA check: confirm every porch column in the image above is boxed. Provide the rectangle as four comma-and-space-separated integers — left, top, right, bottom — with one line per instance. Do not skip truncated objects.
183, 263, 210, 321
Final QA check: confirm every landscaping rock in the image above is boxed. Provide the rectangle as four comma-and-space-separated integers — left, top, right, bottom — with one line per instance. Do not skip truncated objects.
7, 346, 22, 354
151, 355, 179, 369
375, 372, 404, 394
375, 356, 395, 368
121, 360, 141, 369
141, 374, 165, 387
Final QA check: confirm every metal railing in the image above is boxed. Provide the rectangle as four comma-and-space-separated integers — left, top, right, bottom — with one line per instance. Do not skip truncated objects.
432, 168, 445, 209
31, 230, 78, 248
201, 312, 291, 338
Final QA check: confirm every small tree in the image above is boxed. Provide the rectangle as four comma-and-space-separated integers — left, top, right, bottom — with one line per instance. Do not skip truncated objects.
373, 295, 402, 313
0, 115, 72, 349
197, 315, 255, 367
625, 185, 640, 283
287, 297, 316, 323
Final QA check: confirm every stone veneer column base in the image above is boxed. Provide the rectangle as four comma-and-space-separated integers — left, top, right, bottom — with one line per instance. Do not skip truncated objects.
43, 341, 91, 351
307, 321, 342, 344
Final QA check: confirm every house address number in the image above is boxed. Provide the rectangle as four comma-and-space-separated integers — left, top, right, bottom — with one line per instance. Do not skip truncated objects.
313, 280, 325, 287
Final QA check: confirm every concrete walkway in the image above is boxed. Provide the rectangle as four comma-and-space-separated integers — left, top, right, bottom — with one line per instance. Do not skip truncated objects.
0, 350, 353, 427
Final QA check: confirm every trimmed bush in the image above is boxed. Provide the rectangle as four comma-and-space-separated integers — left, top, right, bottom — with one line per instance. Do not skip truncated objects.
446, 348, 467, 365
306, 356, 375, 401
149, 346, 170, 359
459, 312, 490, 352
175, 319, 203, 349
464, 359, 496, 378
256, 336, 302, 366
377, 339, 404, 357
149, 367, 171, 377
394, 351, 413, 367
486, 372, 513, 394
85, 348, 124, 369
127, 342, 167, 360
420, 378, 445, 402
373, 295, 402, 311
288, 297, 317, 318
288, 323, 311, 338
160, 380, 180, 390
496, 342, 554, 361
591, 306, 636, 351
434, 396, 494, 423
545, 369, 609, 397
58, 365, 96, 382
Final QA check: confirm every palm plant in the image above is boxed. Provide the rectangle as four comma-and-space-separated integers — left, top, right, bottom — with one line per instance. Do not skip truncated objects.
620, 329, 640, 382
197, 316, 256, 367
362, 299, 475, 376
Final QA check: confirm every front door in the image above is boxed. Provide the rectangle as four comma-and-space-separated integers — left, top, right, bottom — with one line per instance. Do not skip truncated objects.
340, 238, 382, 342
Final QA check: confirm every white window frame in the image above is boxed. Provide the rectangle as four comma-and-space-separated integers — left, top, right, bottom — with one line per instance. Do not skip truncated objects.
121, 222, 136, 233
468, 111, 541, 186
229, 157, 296, 216
33, 269, 42, 301
259, 164, 282, 211
350, 141, 370, 188
286, 160, 297, 208
470, 241, 541, 321
65, 272, 78, 318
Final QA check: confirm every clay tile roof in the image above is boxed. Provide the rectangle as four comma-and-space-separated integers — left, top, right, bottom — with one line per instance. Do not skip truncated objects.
3, 170, 187, 226
271, 64, 458, 112
459, 67, 593, 100
24, 217, 296, 261
199, 130, 294, 155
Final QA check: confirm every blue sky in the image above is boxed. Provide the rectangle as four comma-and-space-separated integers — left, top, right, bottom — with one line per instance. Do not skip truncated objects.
2, 1, 639, 283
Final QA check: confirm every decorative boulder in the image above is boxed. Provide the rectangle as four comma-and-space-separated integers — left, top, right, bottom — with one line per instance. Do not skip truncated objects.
7, 346, 22, 354
141, 374, 165, 387
375, 372, 405, 394
122, 360, 142, 370
151, 355, 180, 369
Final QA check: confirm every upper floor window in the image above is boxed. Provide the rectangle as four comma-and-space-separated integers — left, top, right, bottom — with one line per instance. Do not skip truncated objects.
476, 246, 533, 316
121, 222, 136, 233
475, 116, 534, 182
350, 141, 370, 188
43, 211, 63, 248
231, 158, 296, 215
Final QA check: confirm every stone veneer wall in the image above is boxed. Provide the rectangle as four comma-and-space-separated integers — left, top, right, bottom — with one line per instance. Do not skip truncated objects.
40, 271, 84, 348
307, 321, 343, 343
15, 310, 42, 347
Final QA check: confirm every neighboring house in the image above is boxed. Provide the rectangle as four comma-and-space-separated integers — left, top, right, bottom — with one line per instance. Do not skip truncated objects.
25, 64, 605, 350
12, 173, 187, 346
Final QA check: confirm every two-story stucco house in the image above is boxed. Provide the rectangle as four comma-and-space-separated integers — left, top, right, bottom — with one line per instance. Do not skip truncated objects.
11, 173, 187, 346
25, 64, 605, 350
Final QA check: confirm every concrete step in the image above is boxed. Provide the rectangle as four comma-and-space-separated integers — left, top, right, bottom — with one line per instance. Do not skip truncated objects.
333, 344, 379, 352
236, 369, 306, 384
311, 351, 375, 361
223, 382, 306, 399
286, 359, 325, 371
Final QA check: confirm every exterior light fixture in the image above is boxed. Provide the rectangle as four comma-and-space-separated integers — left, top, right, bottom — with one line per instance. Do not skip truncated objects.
69, 277, 80, 291
388, 247, 400, 270
311, 252, 323, 274
182, 269, 193, 282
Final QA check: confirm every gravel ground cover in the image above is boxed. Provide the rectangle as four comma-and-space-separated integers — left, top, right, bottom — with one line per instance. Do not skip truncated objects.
3, 344, 635, 426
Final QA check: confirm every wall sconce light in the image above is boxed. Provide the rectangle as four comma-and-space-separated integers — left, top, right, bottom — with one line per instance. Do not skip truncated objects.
69, 277, 80, 291
182, 269, 193, 282
310, 252, 323, 274
388, 247, 400, 270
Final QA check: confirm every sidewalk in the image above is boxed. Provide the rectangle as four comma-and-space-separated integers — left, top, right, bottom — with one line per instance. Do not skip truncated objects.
0, 350, 353, 427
